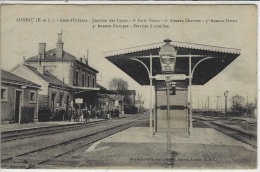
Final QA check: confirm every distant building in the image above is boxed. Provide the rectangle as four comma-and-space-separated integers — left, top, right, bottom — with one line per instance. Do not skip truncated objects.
94, 83, 118, 112
1, 69, 40, 124
102, 90, 136, 114
95, 83, 125, 113
10, 64, 72, 112
119, 90, 136, 106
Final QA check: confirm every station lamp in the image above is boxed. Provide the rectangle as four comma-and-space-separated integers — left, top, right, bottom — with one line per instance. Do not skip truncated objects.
159, 39, 177, 166
159, 39, 177, 74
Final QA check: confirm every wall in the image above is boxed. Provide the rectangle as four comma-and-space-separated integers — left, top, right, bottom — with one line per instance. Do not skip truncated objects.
11, 65, 48, 95
73, 62, 97, 88
26, 61, 71, 86
1, 83, 38, 123
39, 94, 48, 107
47, 87, 72, 110
27, 61, 97, 88
126, 94, 136, 106
156, 88, 188, 132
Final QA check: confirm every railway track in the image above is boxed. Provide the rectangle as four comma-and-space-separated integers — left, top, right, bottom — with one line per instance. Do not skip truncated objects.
193, 116, 257, 148
1, 120, 108, 142
1, 115, 148, 169
1, 115, 137, 142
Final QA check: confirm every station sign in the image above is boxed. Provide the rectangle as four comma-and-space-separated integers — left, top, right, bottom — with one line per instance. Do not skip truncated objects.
75, 98, 83, 104
154, 74, 188, 81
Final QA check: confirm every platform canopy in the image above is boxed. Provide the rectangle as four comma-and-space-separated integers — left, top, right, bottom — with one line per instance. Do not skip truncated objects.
105, 41, 241, 86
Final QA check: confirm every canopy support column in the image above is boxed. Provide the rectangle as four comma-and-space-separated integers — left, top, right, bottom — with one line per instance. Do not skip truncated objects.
149, 54, 153, 137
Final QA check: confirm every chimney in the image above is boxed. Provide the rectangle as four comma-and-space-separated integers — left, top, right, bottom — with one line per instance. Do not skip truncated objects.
38, 43, 46, 59
39, 54, 42, 66
37, 54, 44, 74
56, 33, 64, 58
80, 57, 83, 62
84, 49, 89, 65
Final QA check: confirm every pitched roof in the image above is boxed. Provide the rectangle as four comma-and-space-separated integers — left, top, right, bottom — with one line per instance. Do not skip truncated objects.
105, 41, 240, 57
26, 49, 76, 62
25, 48, 98, 73
24, 65, 71, 89
105, 41, 241, 86
1, 69, 40, 88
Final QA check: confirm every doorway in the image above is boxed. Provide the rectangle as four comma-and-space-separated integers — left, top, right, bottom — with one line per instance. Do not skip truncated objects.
66, 96, 69, 111
51, 93, 56, 110
15, 90, 23, 123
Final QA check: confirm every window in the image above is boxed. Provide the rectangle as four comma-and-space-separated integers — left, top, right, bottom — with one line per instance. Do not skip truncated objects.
92, 77, 95, 87
75, 70, 79, 86
87, 75, 90, 87
1, 88, 7, 101
29, 91, 36, 103
82, 73, 85, 87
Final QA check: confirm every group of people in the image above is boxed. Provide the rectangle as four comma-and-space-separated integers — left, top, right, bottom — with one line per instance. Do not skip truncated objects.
69, 107, 121, 122
110, 109, 120, 118
38, 106, 121, 122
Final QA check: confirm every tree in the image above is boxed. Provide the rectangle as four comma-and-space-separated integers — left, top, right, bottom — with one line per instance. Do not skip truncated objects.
109, 78, 129, 94
231, 95, 246, 114
109, 78, 132, 105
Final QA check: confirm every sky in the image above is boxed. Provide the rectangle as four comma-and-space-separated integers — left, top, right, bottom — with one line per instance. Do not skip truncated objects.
1, 5, 257, 109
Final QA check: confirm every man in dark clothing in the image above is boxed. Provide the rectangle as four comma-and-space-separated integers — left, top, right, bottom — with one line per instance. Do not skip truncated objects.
110, 109, 114, 118
83, 107, 89, 122
115, 109, 119, 118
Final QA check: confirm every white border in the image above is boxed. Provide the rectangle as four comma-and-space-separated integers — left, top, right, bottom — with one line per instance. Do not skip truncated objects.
0, 2, 258, 172
0, 1, 259, 5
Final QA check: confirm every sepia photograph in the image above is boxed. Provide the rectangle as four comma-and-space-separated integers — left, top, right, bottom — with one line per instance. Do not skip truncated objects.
0, 4, 257, 170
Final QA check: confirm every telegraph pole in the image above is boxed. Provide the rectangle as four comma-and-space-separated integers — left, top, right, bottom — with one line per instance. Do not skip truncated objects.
207, 96, 209, 113
220, 96, 222, 111
247, 96, 248, 116
198, 98, 199, 110
224, 91, 228, 117
216, 96, 219, 111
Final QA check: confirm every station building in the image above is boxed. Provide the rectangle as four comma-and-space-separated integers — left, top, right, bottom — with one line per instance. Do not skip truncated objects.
8, 33, 132, 121
1, 69, 40, 124
20, 33, 100, 110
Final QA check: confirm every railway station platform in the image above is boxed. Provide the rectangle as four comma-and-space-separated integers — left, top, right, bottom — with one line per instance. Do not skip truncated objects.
1, 119, 102, 133
1, 114, 128, 132
82, 127, 256, 169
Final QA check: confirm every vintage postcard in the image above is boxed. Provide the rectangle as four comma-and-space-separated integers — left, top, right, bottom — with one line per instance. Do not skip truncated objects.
0, 4, 257, 170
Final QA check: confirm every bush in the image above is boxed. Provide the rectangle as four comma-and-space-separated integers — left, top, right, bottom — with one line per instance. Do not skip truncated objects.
21, 107, 34, 123
124, 105, 138, 114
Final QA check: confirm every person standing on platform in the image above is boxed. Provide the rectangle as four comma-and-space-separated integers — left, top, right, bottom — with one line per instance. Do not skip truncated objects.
115, 109, 119, 118
83, 106, 89, 122
68, 107, 73, 122
111, 109, 114, 118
